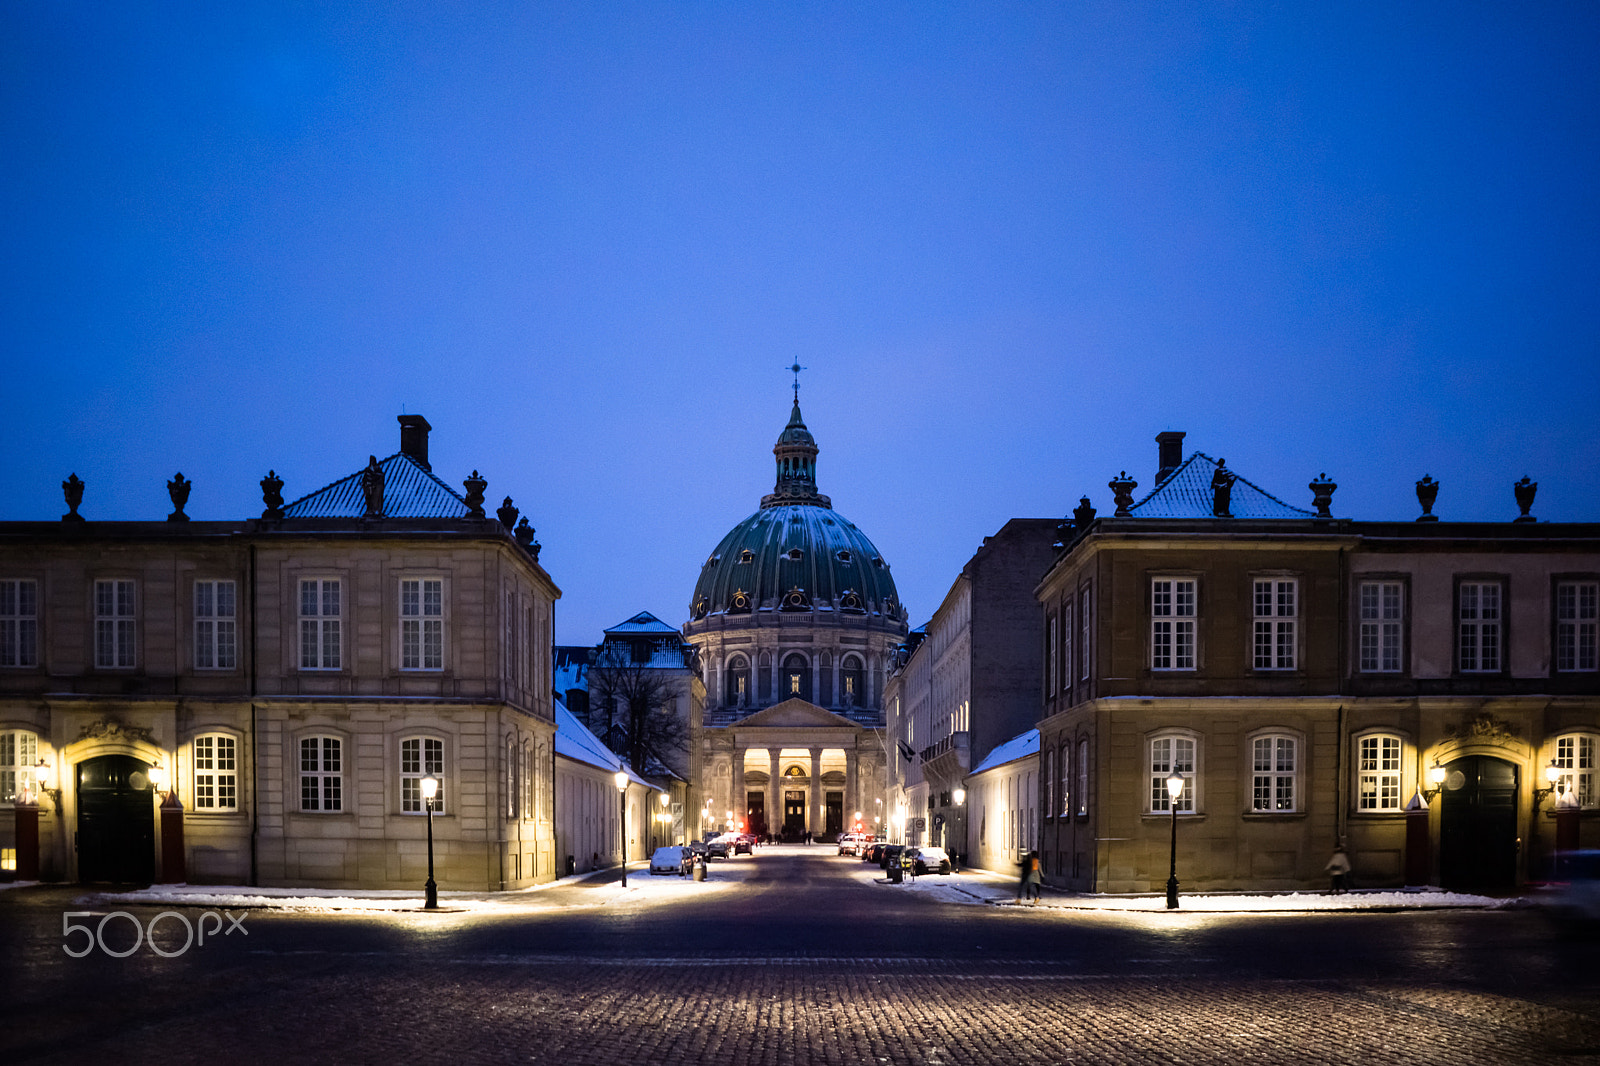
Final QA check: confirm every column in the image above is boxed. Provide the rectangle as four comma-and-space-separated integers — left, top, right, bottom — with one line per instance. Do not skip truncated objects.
808, 747, 822, 837
845, 747, 859, 832
766, 748, 779, 838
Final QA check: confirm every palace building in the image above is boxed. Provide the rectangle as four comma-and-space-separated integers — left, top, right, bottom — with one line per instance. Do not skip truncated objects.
681, 388, 907, 840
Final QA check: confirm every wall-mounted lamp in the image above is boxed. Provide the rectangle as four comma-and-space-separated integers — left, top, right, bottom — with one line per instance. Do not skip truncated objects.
33, 759, 60, 806
1533, 759, 1563, 807
1420, 761, 1448, 803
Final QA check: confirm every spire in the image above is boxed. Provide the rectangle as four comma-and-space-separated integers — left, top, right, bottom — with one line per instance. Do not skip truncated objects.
760, 373, 830, 509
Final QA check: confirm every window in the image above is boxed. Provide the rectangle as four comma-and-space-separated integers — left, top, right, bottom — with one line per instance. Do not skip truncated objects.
299, 736, 342, 811
1042, 745, 1054, 818
401, 578, 444, 671
1556, 581, 1598, 672
1359, 581, 1404, 672
782, 653, 810, 702
1047, 615, 1058, 694
1357, 734, 1403, 811
1554, 734, 1596, 808
1059, 741, 1071, 817
401, 736, 445, 813
1076, 738, 1089, 816
194, 580, 237, 670
726, 655, 750, 706
193, 734, 238, 811
1251, 735, 1297, 811
1061, 602, 1074, 696
1079, 588, 1091, 681
94, 579, 136, 668
1253, 579, 1297, 670
299, 579, 341, 670
1150, 735, 1195, 812
0, 730, 38, 803
1151, 579, 1195, 671
841, 656, 864, 707
1458, 581, 1502, 672
0, 580, 38, 668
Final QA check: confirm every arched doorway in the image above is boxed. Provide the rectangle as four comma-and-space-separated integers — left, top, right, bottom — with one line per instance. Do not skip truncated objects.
1438, 754, 1518, 892
77, 754, 155, 884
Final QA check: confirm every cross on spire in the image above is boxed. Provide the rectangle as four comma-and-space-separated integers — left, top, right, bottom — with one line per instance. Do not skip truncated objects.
787, 362, 806, 405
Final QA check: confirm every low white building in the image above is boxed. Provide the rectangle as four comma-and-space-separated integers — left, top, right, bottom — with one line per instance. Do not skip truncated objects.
965, 728, 1038, 877
553, 700, 657, 876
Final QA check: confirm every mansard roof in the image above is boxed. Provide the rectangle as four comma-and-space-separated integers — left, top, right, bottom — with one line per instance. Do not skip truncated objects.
971, 728, 1039, 775
1128, 451, 1316, 520
283, 452, 471, 519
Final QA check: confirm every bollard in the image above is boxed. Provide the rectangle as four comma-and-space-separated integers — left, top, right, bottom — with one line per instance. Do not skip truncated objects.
692, 858, 707, 882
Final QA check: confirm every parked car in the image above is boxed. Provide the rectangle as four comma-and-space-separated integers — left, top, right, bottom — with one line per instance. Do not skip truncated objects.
650, 846, 691, 875
838, 832, 875, 856
687, 840, 710, 861
705, 834, 734, 859
732, 834, 754, 855
879, 844, 907, 870
906, 846, 951, 875
864, 843, 888, 864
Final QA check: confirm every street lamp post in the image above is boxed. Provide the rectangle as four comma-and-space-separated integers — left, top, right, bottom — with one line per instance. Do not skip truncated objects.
421, 774, 439, 909
1165, 768, 1185, 909
952, 788, 966, 872
614, 770, 629, 887
658, 791, 671, 847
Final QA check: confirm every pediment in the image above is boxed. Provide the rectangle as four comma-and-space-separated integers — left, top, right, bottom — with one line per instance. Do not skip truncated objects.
728, 698, 862, 730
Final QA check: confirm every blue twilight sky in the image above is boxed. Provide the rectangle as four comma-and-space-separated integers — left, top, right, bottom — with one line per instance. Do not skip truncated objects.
3, 3, 1598, 645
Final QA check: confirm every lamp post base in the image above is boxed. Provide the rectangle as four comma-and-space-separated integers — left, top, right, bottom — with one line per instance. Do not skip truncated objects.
424, 878, 438, 910
1166, 875, 1179, 909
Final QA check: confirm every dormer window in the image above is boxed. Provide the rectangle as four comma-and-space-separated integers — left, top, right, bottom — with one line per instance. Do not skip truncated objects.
705, 554, 720, 568
730, 590, 751, 612
782, 587, 809, 610
873, 557, 884, 568
739, 550, 754, 564
840, 590, 863, 612
786, 548, 804, 562
693, 596, 709, 619
836, 550, 852, 563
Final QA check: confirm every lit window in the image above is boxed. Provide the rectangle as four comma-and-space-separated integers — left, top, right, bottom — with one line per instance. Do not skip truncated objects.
1253, 579, 1297, 670
94, 579, 136, 668
1150, 734, 1195, 812
1556, 582, 1598, 672
299, 579, 341, 670
1251, 734, 1297, 811
193, 734, 237, 811
1151, 579, 1195, 671
1359, 581, 1404, 672
1076, 738, 1089, 817
401, 578, 444, 671
1554, 734, 1596, 808
1059, 742, 1071, 817
1459, 582, 1502, 672
0, 580, 38, 668
401, 737, 445, 813
1357, 734, 1402, 811
299, 736, 342, 811
0, 730, 38, 803
194, 580, 237, 670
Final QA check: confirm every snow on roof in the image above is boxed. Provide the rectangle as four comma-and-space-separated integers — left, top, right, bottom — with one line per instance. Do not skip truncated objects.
283, 452, 472, 519
1129, 451, 1315, 520
603, 611, 680, 635
554, 698, 651, 787
970, 728, 1040, 775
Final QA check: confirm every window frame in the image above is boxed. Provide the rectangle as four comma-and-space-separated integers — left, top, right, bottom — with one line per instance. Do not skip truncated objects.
0, 579, 39, 669
1455, 575, 1507, 675
726, 654, 750, 706
1075, 737, 1089, 818
1079, 585, 1092, 682
1554, 576, 1599, 675
1251, 576, 1299, 672
400, 734, 447, 814
1247, 730, 1300, 813
1356, 576, 1408, 675
93, 577, 137, 670
1061, 600, 1074, 699
1042, 743, 1054, 820
1150, 577, 1197, 672
781, 652, 811, 702
1046, 613, 1058, 695
298, 734, 344, 813
399, 576, 445, 672
1353, 730, 1406, 814
298, 577, 343, 672
1147, 730, 1198, 814
1552, 732, 1597, 809
193, 579, 238, 672
192, 732, 240, 813
840, 655, 865, 707
0, 729, 39, 803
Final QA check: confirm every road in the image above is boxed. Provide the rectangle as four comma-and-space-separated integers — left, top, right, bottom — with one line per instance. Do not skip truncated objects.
2, 846, 1597, 1065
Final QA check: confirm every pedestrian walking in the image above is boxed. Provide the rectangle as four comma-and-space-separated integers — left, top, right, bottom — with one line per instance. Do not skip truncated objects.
1019, 850, 1042, 903
1325, 844, 1351, 895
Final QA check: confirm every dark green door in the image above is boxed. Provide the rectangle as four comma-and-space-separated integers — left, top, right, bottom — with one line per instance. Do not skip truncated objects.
1438, 755, 1518, 892
784, 789, 806, 837
825, 791, 843, 838
77, 755, 155, 885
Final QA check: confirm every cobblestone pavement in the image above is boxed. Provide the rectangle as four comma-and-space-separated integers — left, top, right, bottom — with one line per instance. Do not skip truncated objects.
3, 850, 1597, 1066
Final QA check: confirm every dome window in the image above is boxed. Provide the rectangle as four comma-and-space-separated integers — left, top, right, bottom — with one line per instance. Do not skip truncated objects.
782, 586, 810, 610
730, 590, 751, 612
873, 557, 884, 567
693, 595, 709, 620
705, 553, 720, 568
739, 550, 754, 564
839, 590, 864, 612
786, 548, 804, 562
836, 550, 852, 563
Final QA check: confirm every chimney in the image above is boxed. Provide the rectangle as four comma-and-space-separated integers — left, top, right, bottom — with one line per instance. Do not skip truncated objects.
398, 414, 432, 470
1155, 431, 1185, 486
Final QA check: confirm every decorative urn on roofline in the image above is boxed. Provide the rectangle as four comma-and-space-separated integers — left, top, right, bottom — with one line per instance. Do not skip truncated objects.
1513, 476, 1537, 522
1108, 473, 1137, 517
1415, 475, 1439, 521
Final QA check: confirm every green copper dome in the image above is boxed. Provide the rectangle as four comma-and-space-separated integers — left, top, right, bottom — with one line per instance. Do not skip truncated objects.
689, 401, 903, 623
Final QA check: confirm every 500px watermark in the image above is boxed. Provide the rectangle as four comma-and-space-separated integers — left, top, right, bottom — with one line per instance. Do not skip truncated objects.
62, 910, 248, 958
